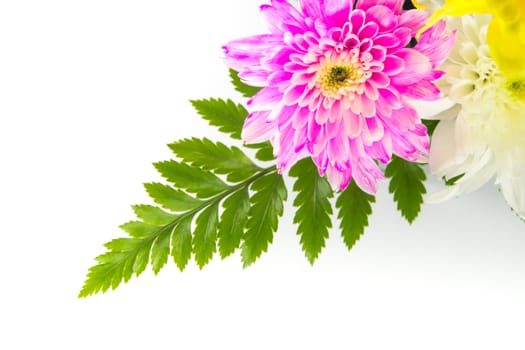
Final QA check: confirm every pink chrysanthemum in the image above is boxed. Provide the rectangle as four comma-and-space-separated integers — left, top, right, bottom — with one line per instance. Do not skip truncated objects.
223, 0, 455, 193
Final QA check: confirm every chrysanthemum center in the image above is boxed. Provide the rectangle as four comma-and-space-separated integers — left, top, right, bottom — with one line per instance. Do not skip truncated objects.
329, 66, 352, 83
317, 63, 363, 98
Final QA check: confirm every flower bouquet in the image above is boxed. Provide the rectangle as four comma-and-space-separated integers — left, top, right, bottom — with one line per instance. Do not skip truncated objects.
79, 0, 525, 297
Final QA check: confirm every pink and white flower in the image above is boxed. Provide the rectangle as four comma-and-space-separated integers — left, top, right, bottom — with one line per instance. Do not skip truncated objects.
223, 0, 455, 193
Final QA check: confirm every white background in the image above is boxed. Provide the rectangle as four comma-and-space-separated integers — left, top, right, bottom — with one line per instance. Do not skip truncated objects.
1, 1, 524, 349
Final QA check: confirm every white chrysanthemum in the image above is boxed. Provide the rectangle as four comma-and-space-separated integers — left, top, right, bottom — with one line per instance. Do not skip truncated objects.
428, 15, 525, 219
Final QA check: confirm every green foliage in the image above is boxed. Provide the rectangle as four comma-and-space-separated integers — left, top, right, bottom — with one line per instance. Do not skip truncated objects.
290, 158, 333, 264
229, 69, 262, 98
245, 142, 275, 162
79, 156, 280, 297
143, 182, 201, 212
218, 187, 250, 259
131, 205, 175, 226
171, 216, 193, 271
193, 202, 219, 268
385, 156, 427, 224
190, 98, 247, 140
154, 160, 229, 198
80, 92, 286, 297
169, 138, 261, 182
336, 180, 375, 251
241, 172, 287, 267
444, 173, 464, 186
422, 119, 439, 136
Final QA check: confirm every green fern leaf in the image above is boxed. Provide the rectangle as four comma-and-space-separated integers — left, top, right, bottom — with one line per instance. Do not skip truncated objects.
241, 172, 287, 267
244, 141, 275, 162
80, 158, 278, 297
150, 226, 172, 275
336, 180, 375, 251
171, 216, 193, 271
144, 182, 202, 212
169, 138, 260, 182
193, 202, 219, 268
290, 158, 333, 264
385, 156, 426, 224
119, 221, 157, 239
79, 235, 157, 297
131, 205, 175, 226
154, 161, 229, 198
218, 187, 250, 259
190, 98, 247, 139
229, 69, 262, 98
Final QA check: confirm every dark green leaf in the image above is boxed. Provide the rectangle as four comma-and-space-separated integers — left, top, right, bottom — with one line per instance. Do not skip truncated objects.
244, 141, 275, 162
229, 69, 262, 98
290, 158, 333, 264
144, 182, 202, 212
336, 180, 375, 251
218, 187, 250, 259
423, 119, 439, 136
190, 98, 247, 139
444, 173, 464, 186
385, 156, 427, 224
154, 161, 229, 198
241, 172, 287, 267
169, 137, 260, 182
193, 202, 219, 268
171, 216, 193, 271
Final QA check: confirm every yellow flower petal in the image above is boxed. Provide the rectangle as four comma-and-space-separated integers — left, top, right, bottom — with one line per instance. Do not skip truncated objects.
486, 2, 525, 80
411, 1, 426, 10
421, 0, 525, 80
423, 0, 490, 30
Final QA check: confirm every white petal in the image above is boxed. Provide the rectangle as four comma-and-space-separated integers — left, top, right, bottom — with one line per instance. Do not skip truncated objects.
454, 149, 495, 194
497, 170, 525, 219
426, 185, 460, 203
429, 119, 463, 176
424, 103, 461, 121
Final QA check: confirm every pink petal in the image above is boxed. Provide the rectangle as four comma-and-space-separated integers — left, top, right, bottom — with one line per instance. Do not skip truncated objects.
349, 9, 366, 31
314, 103, 331, 124
365, 5, 397, 31
370, 71, 390, 88
358, 22, 379, 40
327, 130, 350, 167
382, 55, 405, 75
242, 111, 276, 144
325, 0, 351, 27
364, 81, 379, 100
299, 0, 324, 19
390, 49, 431, 85
292, 107, 311, 129
356, 0, 404, 13
248, 87, 282, 110
283, 84, 306, 105
416, 21, 456, 68
343, 111, 362, 138
326, 119, 340, 139
402, 80, 441, 100
398, 10, 429, 34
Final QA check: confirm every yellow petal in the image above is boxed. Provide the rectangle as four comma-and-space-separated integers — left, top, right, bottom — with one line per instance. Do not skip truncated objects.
411, 0, 426, 10
419, 0, 490, 36
419, 0, 525, 80
486, 1, 525, 79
